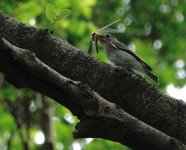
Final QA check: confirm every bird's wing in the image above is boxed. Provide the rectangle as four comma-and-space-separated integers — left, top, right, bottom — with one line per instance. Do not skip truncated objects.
111, 41, 152, 71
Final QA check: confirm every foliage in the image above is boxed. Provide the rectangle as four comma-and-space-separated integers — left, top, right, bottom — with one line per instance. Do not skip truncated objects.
0, 0, 186, 149
45, 4, 71, 27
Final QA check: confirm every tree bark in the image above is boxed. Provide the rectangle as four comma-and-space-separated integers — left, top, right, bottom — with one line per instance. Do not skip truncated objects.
0, 12, 186, 146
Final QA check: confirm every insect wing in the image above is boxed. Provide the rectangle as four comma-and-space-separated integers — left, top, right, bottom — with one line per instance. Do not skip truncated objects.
97, 27, 124, 34
92, 38, 97, 55
87, 38, 97, 55
96, 19, 120, 32
87, 38, 93, 55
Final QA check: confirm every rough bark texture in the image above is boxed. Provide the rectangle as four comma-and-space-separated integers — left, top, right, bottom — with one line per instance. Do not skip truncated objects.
0, 37, 185, 150
0, 12, 186, 146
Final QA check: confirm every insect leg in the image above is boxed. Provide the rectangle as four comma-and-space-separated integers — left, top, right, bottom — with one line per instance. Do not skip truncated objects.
95, 36, 98, 53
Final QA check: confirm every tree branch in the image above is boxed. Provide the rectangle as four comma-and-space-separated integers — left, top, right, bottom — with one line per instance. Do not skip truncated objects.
0, 37, 185, 150
0, 12, 186, 145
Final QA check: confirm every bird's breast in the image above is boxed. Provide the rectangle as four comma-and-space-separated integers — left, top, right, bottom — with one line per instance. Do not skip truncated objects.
104, 45, 132, 65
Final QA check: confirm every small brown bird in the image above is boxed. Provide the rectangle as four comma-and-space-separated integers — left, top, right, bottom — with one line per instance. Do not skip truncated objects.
95, 34, 159, 84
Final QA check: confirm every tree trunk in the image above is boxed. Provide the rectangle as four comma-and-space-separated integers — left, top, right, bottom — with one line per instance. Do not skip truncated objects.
38, 94, 54, 150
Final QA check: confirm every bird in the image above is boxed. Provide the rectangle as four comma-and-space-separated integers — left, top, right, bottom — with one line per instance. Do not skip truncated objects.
95, 33, 159, 84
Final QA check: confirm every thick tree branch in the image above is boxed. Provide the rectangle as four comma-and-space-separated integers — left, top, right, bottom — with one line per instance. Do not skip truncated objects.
0, 38, 186, 150
0, 12, 186, 144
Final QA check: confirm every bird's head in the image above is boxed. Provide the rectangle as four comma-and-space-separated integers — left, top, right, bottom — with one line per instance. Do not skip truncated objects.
95, 34, 117, 44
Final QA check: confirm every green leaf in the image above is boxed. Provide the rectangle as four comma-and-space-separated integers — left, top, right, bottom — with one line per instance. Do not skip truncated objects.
45, 4, 57, 23
57, 9, 71, 20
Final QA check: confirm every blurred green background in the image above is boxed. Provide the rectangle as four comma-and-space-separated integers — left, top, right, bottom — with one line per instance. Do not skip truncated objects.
0, 0, 186, 149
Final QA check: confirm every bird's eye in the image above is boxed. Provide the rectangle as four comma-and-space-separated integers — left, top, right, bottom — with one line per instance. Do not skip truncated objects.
106, 34, 110, 38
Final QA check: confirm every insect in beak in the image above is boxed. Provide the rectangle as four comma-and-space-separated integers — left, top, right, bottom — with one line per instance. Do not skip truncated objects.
88, 19, 123, 55
91, 33, 107, 53
94, 34, 106, 43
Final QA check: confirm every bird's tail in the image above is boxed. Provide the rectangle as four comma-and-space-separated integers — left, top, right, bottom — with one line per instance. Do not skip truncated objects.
144, 69, 159, 84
